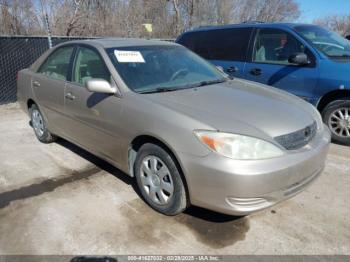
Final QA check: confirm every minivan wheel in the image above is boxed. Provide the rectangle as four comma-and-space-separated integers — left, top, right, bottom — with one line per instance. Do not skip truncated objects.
30, 104, 57, 143
322, 100, 350, 145
134, 143, 188, 215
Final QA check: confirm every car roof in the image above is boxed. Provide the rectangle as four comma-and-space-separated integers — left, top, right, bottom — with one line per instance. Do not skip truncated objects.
64, 38, 178, 48
184, 22, 314, 33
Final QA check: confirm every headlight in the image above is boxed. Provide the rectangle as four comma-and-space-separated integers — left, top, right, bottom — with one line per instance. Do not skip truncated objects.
312, 107, 324, 131
194, 131, 284, 160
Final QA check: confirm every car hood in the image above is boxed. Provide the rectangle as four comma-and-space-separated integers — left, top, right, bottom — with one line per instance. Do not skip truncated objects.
143, 78, 316, 139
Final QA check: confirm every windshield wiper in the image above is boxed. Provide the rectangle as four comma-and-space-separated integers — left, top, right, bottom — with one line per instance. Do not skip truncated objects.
329, 54, 350, 58
139, 87, 180, 94
192, 78, 227, 87
139, 78, 227, 94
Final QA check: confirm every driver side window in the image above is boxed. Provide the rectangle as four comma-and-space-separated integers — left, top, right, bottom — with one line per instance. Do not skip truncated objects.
73, 47, 111, 85
253, 29, 306, 65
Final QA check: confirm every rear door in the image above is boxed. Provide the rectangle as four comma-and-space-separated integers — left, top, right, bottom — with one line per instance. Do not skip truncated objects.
32, 45, 75, 136
177, 27, 253, 78
64, 45, 123, 165
243, 28, 319, 101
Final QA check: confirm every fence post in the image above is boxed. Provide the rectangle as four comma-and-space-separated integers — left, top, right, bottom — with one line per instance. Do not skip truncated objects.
45, 13, 52, 48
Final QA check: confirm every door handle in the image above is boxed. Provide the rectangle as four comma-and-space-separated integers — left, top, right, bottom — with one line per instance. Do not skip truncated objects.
33, 81, 40, 87
226, 66, 239, 73
65, 92, 76, 100
250, 68, 262, 76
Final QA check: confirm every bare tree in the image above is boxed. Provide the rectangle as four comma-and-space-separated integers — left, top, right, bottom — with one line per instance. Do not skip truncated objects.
0, 0, 301, 38
235, 0, 300, 23
0, 0, 42, 35
314, 15, 350, 36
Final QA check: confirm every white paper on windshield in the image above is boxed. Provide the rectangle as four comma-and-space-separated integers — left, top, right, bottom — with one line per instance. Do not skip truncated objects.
114, 50, 145, 63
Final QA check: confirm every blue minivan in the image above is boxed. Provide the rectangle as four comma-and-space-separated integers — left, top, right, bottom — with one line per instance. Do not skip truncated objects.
176, 23, 350, 144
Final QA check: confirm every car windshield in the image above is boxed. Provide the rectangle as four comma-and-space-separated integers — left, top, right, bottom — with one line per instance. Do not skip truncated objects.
294, 25, 350, 58
106, 45, 226, 93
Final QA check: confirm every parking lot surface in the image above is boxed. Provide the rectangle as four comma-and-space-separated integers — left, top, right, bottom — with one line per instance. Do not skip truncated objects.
0, 103, 349, 255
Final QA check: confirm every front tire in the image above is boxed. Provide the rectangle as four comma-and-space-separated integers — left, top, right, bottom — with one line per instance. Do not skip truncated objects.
30, 104, 57, 143
322, 100, 350, 145
134, 143, 188, 215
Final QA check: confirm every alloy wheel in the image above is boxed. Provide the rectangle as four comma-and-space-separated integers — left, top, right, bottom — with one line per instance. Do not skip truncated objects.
328, 107, 350, 137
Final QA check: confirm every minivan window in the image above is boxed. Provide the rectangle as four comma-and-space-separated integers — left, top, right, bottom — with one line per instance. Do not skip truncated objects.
73, 47, 111, 85
178, 28, 252, 61
106, 45, 225, 93
253, 29, 306, 65
38, 46, 74, 81
295, 25, 350, 58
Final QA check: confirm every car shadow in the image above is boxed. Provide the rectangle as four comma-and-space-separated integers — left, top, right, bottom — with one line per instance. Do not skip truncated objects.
184, 205, 243, 222
55, 138, 135, 187
331, 140, 349, 147
86, 93, 110, 108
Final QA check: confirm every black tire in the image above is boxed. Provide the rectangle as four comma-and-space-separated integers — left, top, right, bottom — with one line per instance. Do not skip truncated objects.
134, 143, 188, 215
322, 100, 350, 145
29, 104, 57, 143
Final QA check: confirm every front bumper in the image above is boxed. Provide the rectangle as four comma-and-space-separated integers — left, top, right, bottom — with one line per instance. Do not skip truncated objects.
178, 127, 331, 216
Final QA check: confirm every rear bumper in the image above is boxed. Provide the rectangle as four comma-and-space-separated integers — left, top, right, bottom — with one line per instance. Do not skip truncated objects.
179, 127, 331, 216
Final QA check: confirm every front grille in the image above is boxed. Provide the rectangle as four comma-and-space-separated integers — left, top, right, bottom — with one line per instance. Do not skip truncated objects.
274, 122, 317, 150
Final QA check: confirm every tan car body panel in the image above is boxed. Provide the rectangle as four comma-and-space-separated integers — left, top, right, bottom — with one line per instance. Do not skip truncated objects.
17, 38, 331, 215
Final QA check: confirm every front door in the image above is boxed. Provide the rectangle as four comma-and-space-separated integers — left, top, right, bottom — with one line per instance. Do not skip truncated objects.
64, 46, 123, 165
244, 28, 319, 102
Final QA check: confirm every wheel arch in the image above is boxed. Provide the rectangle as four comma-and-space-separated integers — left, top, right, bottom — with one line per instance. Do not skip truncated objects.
27, 98, 36, 110
317, 90, 350, 113
128, 135, 190, 201
26, 98, 50, 128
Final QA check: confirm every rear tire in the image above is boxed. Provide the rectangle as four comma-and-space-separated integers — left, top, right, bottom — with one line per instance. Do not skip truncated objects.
322, 100, 350, 145
134, 143, 188, 215
29, 104, 57, 143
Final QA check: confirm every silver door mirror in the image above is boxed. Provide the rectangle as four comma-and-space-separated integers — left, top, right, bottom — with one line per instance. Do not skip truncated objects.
216, 66, 231, 79
85, 79, 116, 94
288, 53, 309, 65
216, 66, 225, 73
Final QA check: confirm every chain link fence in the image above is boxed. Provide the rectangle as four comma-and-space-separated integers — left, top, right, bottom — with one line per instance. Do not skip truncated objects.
0, 36, 92, 105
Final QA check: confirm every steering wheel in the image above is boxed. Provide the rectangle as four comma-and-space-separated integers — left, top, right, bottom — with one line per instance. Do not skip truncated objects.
170, 69, 189, 81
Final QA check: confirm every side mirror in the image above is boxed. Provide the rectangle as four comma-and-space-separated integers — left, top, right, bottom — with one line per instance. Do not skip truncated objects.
216, 66, 224, 72
216, 65, 232, 79
288, 53, 309, 65
85, 79, 116, 94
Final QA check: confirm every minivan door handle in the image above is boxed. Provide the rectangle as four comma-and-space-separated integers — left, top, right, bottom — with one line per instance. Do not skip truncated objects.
250, 68, 262, 76
32, 81, 40, 87
226, 66, 239, 73
65, 92, 76, 100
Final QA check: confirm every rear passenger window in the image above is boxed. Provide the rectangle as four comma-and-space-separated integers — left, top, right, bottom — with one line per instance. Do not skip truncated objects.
73, 47, 111, 85
38, 46, 74, 81
178, 28, 252, 61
